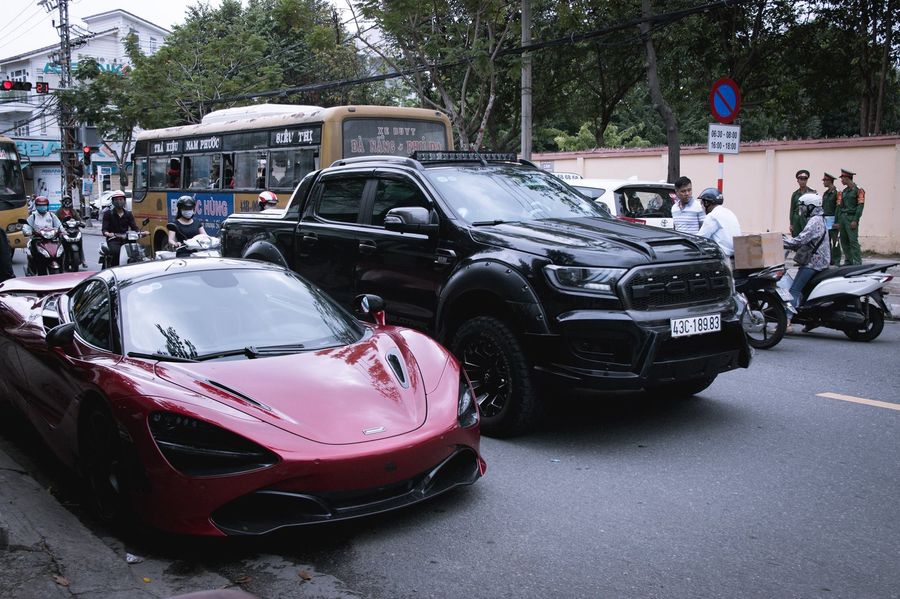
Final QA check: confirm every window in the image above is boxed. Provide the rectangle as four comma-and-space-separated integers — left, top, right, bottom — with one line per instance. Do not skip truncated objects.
184, 154, 220, 189
70, 280, 113, 350
268, 148, 316, 191
316, 179, 365, 223
13, 119, 29, 136
149, 37, 157, 53
149, 158, 169, 188
166, 158, 181, 188
371, 179, 430, 227
134, 158, 147, 191
233, 151, 266, 189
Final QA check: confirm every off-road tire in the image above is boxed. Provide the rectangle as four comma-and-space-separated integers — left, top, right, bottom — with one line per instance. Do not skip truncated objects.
450, 316, 541, 438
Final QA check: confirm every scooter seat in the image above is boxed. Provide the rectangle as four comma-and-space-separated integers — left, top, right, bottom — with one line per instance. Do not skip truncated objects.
802, 265, 871, 297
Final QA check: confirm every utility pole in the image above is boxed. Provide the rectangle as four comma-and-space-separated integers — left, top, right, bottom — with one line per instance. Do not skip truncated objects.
520, 0, 532, 161
39, 0, 80, 212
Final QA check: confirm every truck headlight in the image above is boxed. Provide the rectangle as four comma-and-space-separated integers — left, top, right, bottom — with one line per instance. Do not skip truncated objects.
544, 265, 626, 296
457, 374, 479, 428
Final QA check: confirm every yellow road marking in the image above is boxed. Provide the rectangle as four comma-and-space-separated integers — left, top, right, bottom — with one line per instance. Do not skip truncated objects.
817, 392, 900, 412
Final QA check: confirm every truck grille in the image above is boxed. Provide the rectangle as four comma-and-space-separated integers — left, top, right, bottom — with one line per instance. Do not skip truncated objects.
620, 261, 732, 310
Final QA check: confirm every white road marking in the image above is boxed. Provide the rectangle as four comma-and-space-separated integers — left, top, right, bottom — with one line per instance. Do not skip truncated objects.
817, 392, 900, 412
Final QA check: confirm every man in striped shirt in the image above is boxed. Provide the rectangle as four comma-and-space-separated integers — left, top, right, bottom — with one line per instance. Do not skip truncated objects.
671, 176, 705, 233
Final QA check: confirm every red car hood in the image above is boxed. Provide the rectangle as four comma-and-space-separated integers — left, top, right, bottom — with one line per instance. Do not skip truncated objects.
154, 331, 431, 445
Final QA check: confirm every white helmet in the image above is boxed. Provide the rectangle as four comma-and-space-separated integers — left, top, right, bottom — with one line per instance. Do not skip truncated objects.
797, 192, 822, 209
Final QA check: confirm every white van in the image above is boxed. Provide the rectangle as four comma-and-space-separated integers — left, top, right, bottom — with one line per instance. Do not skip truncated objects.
570, 179, 676, 229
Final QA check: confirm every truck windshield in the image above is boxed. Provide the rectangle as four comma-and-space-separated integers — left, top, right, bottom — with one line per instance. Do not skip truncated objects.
425, 166, 610, 224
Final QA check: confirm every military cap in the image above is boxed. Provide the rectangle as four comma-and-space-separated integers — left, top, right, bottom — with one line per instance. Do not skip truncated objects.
795, 169, 810, 178
822, 172, 837, 180
840, 168, 856, 178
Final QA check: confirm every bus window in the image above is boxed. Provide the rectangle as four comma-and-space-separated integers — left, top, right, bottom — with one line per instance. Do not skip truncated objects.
268, 148, 316, 190
208, 154, 222, 189
185, 155, 216, 189
222, 154, 234, 189
166, 158, 181, 188
149, 158, 169, 188
134, 158, 147, 192
233, 151, 265, 189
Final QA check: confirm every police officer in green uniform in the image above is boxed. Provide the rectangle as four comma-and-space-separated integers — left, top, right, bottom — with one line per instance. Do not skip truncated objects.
790, 169, 814, 236
837, 168, 864, 266
821, 172, 840, 265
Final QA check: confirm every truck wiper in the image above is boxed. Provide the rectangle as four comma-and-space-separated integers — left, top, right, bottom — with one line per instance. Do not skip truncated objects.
127, 351, 197, 363
471, 219, 512, 226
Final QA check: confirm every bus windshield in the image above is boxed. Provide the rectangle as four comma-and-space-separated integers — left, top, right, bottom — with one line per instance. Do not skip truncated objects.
0, 143, 26, 203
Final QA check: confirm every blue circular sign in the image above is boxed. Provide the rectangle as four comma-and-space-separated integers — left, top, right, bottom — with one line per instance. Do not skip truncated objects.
709, 78, 741, 124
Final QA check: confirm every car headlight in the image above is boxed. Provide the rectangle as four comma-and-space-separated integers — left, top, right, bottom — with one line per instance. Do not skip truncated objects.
148, 411, 278, 476
457, 374, 479, 428
544, 265, 626, 296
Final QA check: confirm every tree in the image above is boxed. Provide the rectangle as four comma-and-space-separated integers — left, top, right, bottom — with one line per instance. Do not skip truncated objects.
59, 56, 141, 188
641, 0, 679, 182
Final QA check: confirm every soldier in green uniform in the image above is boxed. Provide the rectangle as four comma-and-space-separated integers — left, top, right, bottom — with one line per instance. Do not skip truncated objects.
789, 169, 814, 236
837, 168, 865, 266
821, 172, 841, 265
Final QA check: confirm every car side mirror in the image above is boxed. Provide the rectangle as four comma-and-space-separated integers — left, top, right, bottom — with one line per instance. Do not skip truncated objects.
46, 322, 76, 349
353, 293, 386, 326
383, 207, 439, 235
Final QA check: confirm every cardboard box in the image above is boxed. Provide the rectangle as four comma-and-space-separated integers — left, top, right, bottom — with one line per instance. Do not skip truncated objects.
733, 232, 783, 269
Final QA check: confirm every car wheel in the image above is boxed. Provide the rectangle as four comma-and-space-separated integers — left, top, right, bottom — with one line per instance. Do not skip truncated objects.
450, 316, 541, 437
645, 375, 717, 398
844, 297, 884, 342
79, 401, 129, 522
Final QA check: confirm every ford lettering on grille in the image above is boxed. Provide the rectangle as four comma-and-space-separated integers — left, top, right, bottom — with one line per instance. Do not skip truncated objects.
631, 274, 730, 300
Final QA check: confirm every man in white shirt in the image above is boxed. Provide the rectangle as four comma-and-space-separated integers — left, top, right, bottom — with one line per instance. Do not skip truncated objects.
696, 187, 741, 258
671, 176, 705, 233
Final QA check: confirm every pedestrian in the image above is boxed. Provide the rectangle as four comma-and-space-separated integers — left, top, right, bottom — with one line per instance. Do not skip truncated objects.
836, 168, 864, 266
821, 172, 841, 265
789, 169, 815, 236
783, 193, 830, 333
696, 187, 741, 261
671, 176, 705, 234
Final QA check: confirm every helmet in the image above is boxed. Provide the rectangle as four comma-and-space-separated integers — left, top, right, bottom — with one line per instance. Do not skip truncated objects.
176, 195, 196, 211
61, 195, 72, 207
110, 190, 127, 209
698, 187, 724, 205
797, 192, 822, 209
258, 190, 278, 209
34, 195, 50, 214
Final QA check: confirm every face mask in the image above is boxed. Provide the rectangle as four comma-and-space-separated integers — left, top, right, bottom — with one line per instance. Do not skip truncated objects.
36, 206, 49, 214
113, 201, 125, 210
182, 210, 194, 219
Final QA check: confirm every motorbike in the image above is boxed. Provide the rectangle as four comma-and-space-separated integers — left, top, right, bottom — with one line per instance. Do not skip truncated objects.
733, 263, 793, 349
155, 226, 221, 260
99, 218, 152, 269
60, 217, 86, 272
778, 259, 897, 342
18, 218, 63, 276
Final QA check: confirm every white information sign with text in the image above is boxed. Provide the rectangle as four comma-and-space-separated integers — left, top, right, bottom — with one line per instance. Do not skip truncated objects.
707, 123, 741, 154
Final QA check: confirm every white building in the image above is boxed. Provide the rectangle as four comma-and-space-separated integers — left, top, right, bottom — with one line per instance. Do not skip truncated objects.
0, 9, 168, 204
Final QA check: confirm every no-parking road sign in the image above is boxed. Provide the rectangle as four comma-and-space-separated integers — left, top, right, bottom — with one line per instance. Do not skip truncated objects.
709, 78, 741, 124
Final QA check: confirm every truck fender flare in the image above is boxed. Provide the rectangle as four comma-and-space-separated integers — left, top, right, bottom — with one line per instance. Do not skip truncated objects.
437, 259, 551, 338
241, 240, 288, 269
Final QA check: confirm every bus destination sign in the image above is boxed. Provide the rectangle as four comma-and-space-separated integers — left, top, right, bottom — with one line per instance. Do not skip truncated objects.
269, 127, 321, 147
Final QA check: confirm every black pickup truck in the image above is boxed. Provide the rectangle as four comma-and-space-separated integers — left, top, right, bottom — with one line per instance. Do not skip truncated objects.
221, 152, 751, 436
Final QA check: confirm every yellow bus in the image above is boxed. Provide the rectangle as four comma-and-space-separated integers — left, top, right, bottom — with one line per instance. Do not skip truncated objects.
132, 104, 454, 251
0, 134, 29, 255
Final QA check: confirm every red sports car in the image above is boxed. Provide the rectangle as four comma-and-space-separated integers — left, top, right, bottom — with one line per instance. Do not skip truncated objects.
0, 259, 484, 536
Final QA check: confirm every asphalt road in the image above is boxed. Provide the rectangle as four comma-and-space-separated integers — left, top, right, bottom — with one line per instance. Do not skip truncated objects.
1, 281, 897, 598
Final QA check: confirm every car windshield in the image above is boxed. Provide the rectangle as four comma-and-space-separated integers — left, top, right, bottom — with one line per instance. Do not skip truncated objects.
119, 268, 364, 360
425, 166, 610, 224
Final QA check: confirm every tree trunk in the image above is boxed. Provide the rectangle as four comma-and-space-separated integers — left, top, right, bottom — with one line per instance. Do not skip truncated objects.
873, 0, 894, 135
640, 0, 679, 182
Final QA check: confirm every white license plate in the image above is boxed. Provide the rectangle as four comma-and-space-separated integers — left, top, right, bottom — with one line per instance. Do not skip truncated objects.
777, 288, 793, 301
671, 314, 721, 338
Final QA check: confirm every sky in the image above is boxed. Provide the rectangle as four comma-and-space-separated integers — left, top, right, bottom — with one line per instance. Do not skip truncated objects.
0, 0, 201, 60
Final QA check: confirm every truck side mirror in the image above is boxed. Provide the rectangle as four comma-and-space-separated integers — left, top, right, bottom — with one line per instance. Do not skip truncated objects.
383, 207, 439, 235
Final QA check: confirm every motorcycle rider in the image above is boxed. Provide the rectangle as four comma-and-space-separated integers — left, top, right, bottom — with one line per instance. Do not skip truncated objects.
257, 190, 278, 211
783, 192, 830, 333
23, 196, 63, 275
696, 187, 742, 264
167, 195, 208, 257
101, 190, 143, 267
56, 195, 88, 268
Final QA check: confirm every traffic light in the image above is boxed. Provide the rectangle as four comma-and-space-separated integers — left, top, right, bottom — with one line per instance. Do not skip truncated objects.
83, 146, 92, 166
1, 80, 32, 91
35, 82, 50, 94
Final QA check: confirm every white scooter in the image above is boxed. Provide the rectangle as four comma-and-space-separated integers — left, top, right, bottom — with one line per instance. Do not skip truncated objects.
778, 260, 897, 341
155, 227, 221, 260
